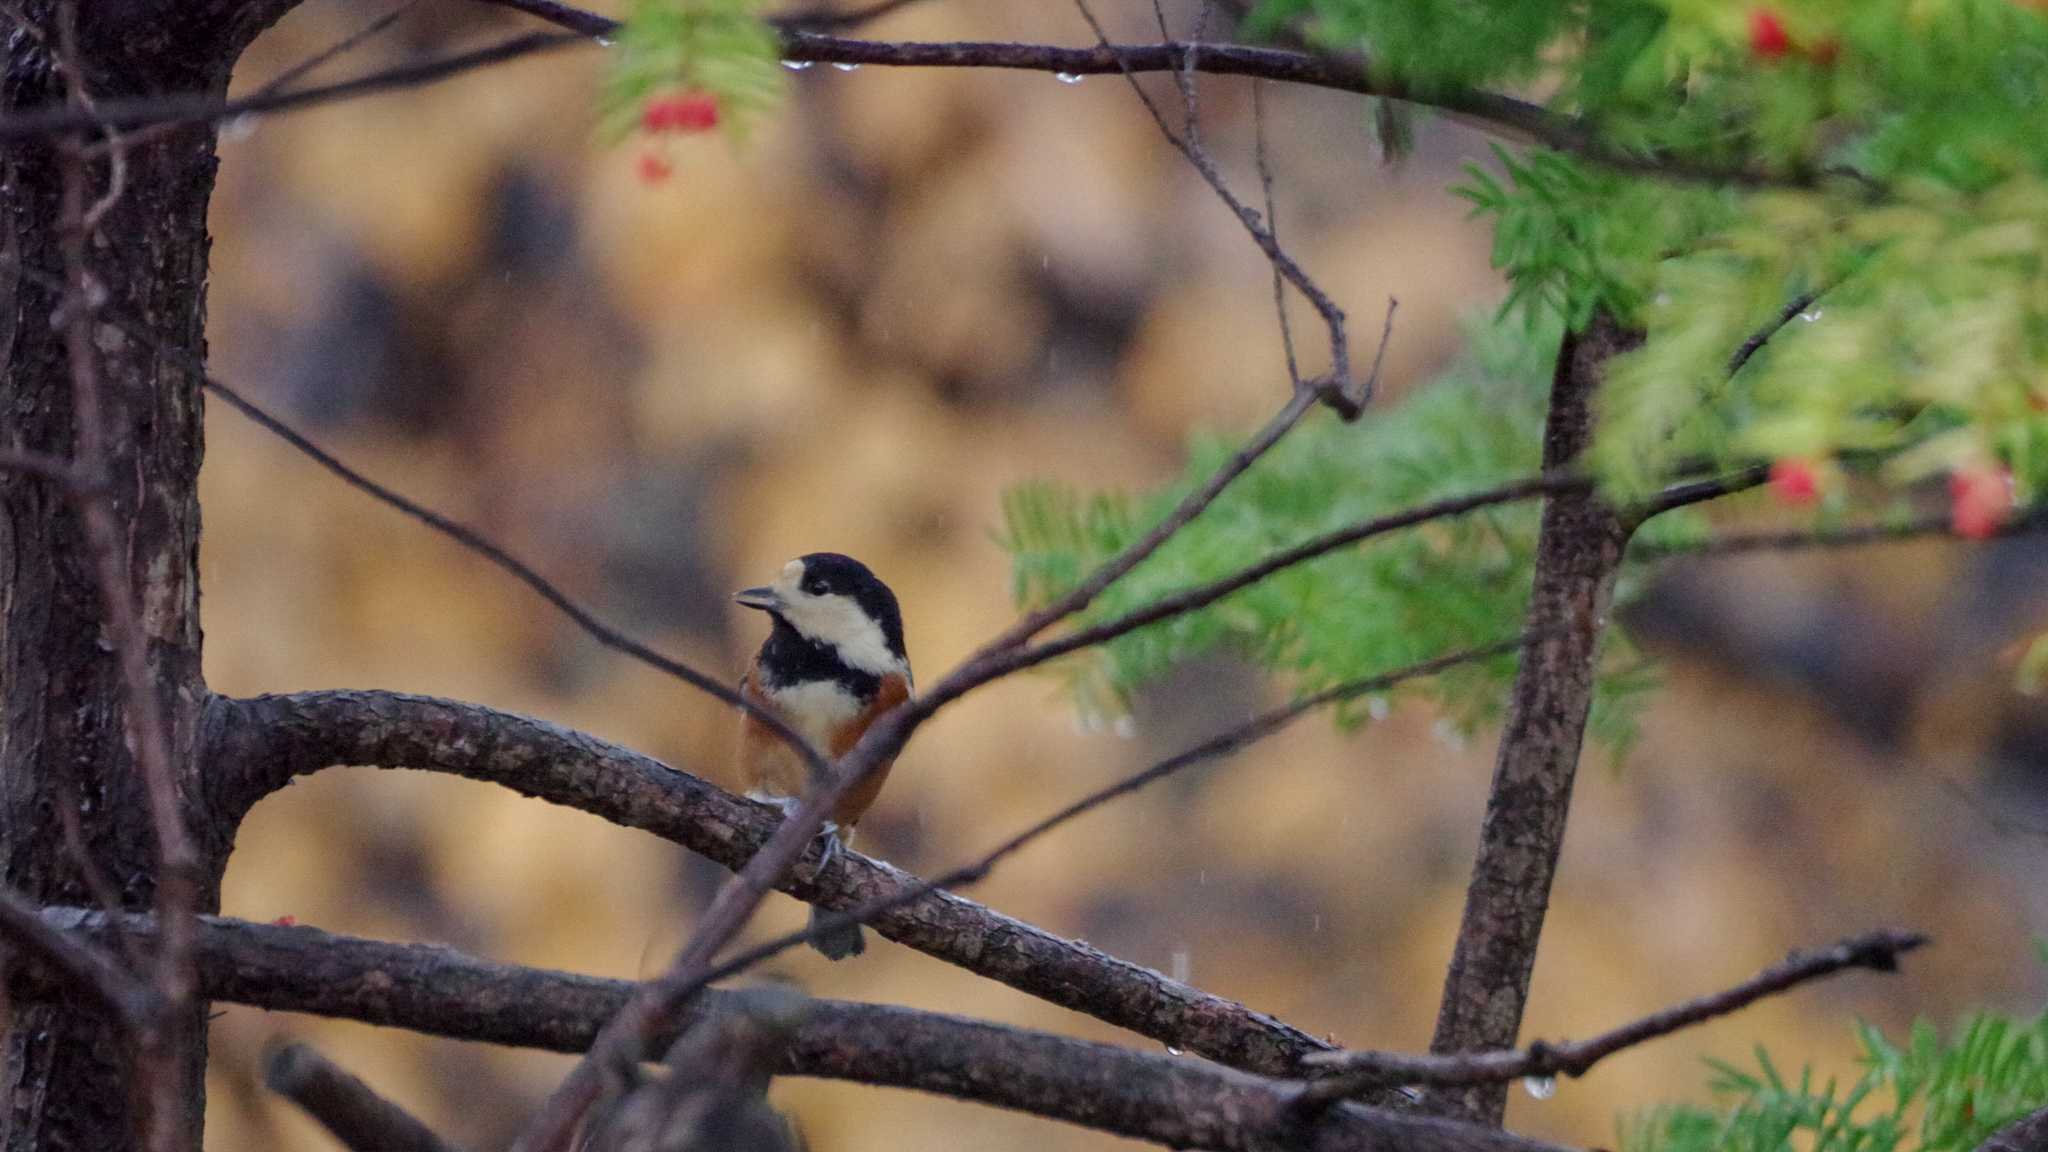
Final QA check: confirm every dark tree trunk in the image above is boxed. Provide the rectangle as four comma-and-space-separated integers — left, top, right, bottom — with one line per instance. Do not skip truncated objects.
1423, 313, 1639, 1127
0, 3, 288, 1147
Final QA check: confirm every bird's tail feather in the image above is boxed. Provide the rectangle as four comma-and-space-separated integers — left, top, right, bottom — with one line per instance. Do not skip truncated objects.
807, 906, 865, 960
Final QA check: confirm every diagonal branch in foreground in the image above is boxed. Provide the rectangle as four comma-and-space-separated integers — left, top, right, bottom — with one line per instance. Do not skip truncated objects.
33, 909, 1579, 1152
265, 1043, 468, 1152
202, 690, 1336, 1077
1295, 929, 1927, 1106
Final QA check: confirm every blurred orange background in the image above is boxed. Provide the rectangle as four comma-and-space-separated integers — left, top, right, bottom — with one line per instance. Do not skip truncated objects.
195, 3, 2048, 1149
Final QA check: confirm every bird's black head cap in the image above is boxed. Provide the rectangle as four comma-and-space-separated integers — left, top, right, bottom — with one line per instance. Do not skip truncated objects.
796, 552, 906, 659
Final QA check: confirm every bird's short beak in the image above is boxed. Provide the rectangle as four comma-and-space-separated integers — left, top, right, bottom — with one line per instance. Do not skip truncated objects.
734, 586, 781, 612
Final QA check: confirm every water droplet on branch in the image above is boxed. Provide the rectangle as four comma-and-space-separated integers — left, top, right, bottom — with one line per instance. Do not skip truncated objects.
1522, 1075, 1557, 1100
782, 60, 814, 71
1055, 72, 1085, 84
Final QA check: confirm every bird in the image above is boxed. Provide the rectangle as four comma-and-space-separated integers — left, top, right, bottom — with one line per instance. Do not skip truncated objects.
733, 552, 912, 959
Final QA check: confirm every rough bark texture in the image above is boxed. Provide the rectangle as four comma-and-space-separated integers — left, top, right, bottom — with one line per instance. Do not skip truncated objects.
1424, 313, 1639, 1126
33, 909, 1579, 1152
0, 4, 289, 1147
205, 689, 1337, 1077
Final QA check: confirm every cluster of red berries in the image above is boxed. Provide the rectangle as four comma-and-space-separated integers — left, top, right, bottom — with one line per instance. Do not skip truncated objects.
1771, 457, 2018, 539
636, 91, 721, 184
1748, 9, 1839, 66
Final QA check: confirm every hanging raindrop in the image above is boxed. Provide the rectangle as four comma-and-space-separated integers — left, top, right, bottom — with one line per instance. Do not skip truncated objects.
1522, 1076, 1558, 1100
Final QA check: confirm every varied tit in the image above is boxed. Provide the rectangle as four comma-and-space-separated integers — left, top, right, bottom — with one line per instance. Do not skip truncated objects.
733, 552, 911, 960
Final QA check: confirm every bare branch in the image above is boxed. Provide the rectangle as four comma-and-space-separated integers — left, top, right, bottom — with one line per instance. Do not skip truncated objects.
1296, 929, 1927, 1106
49, 909, 1584, 1152
0, 887, 151, 1027
205, 690, 1339, 1078
264, 1043, 468, 1152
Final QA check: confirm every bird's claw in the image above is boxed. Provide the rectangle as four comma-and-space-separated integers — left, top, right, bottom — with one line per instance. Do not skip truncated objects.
814, 822, 843, 871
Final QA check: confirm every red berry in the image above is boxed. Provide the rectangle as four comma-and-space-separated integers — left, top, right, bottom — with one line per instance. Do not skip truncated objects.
1950, 465, 2015, 540
1750, 9, 1792, 59
636, 150, 673, 184
272, 915, 298, 927
673, 93, 719, 131
1769, 458, 1823, 506
641, 92, 720, 134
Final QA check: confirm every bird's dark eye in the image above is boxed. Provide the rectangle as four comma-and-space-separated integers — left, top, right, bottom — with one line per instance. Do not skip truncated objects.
803, 576, 829, 595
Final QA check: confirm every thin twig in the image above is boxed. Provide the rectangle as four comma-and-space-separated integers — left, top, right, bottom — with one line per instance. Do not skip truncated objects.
51, 10, 200, 1150
1071, 0, 1370, 418
265, 1043, 468, 1152
0, 886, 152, 1026
1727, 290, 1823, 378
984, 388, 1319, 654
263, 1, 425, 95
1252, 81, 1301, 388
1295, 929, 1926, 1106
198, 378, 828, 778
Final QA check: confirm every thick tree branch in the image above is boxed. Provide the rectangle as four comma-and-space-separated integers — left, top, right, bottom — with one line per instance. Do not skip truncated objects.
1296, 929, 1926, 1105
264, 1043, 467, 1152
39, 909, 1579, 1152
1424, 314, 1640, 1127
203, 691, 1337, 1078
